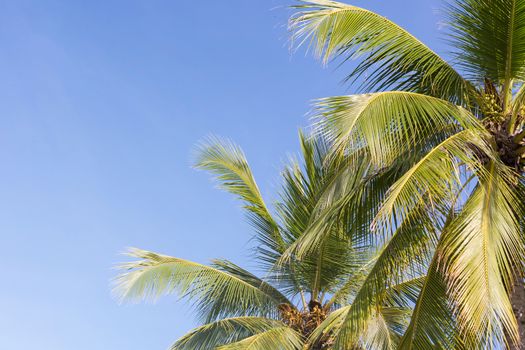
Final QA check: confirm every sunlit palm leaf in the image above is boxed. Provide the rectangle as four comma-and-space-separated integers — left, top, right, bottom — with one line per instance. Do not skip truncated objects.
216, 326, 303, 350
170, 317, 283, 350
399, 254, 462, 350
291, 0, 472, 103
114, 248, 290, 322
445, 0, 525, 88
195, 137, 285, 256
275, 132, 369, 297
314, 92, 482, 167
279, 152, 407, 262
307, 276, 423, 348
374, 129, 491, 231
440, 162, 524, 347
324, 201, 434, 332
359, 308, 410, 350
512, 83, 525, 115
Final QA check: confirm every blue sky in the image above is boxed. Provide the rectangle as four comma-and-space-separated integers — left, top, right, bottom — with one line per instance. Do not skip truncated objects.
0, 1, 445, 349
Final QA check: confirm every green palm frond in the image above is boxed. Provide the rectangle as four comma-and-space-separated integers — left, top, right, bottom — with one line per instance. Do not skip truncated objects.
113, 248, 290, 322
307, 266, 425, 349
359, 307, 410, 350
291, 0, 472, 103
306, 305, 349, 346
277, 131, 351, 244
216, 326, 304, 350
170, 317, 283, 350
382, 277, 426, 309
374, 129, 491, 231
194, 136, 285, 256
326, 201, 433, 312
308, 294, 413, 348
314, 92, 482, 167
279, 159, 395, 263
279, 132, 460, 263
399, 254, 461, 350
328, 274, 426, 348
212, 259, 293, 309
440, 162, 524, 347
274, 132, 369, 295
359, 312, 395, 350
445, 0, 525, 91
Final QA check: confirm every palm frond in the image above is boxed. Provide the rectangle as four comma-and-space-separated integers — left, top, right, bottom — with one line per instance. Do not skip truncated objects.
308, 296, 413, 348
279, 152, 407, 262
113, 248, 290, 322
328, 248, 430, 347
194, 136, 285, 257
374, 129, 491, 231
445, 0, 525, 90
359, 307, 410, 350
314, 92, 483, 167
399, 254, 462, 349
274, 133, 370, 296
291, 0, 472, 103
440, 161, 524, 347
382, 277, 426, 309
170, 317, 283, 350
327, 200, 434, 312
216, 326, 303, 350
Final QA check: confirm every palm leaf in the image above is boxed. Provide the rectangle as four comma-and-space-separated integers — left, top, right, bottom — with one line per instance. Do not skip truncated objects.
359, 307, 410, 350
326, 200, 434, 312
445, 0, 525, 94
291, 0, 472, 103
194, 136, 285, 257
308, 285, 415, 349
113, 248, 291, 322
399, 253, 462, 349
279, 152, 407, 262
274, 133, 370, 297
216, 326, 303, 350
440, 161, 524, 347
314, 92, 482, 167
374, 129, 491, 231
512, 83, 525, 116
170, 317, 283, 350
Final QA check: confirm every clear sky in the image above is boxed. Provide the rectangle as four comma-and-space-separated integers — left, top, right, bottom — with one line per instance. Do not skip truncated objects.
0, 1, 445, 349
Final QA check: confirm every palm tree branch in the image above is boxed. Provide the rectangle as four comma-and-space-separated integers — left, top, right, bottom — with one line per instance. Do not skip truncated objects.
194, 136, 285, 254
113, 248, 291, 322
291, 0, 473, 103
170, 317, 284, 350
216, 326, 304, 350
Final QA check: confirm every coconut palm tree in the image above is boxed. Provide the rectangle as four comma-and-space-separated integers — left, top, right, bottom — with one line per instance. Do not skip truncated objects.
286, 0, 525, 348
114, 133, 425, 349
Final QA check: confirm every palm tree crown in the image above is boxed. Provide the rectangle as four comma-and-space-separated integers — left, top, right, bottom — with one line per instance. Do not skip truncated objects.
115, 0, 525, 348
287, 0, 525, 348
114, 133, 423, 349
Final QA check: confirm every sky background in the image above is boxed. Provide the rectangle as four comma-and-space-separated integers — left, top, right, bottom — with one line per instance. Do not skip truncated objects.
0, 1, 446, 349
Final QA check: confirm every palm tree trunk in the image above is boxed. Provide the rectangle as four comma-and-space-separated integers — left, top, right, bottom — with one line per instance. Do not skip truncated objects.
510, 277, 525, 350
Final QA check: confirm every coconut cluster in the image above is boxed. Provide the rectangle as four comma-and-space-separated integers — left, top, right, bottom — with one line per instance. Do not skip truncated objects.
278, 301, 334, 349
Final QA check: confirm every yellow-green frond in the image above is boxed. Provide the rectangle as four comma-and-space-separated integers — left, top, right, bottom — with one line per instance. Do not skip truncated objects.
291, 0, 472, 103
216, 326, 303, 350
440, 162, 524, 347
314, 92, 483, 167
374, 129, 491, 231
113, 248, 290, 322
170, 317, 284, 350
194, 136, 285, 259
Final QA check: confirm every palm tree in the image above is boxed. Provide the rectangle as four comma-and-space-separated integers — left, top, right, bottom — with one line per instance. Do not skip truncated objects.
114, 133, 424, 349
285, 0, 525, 348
